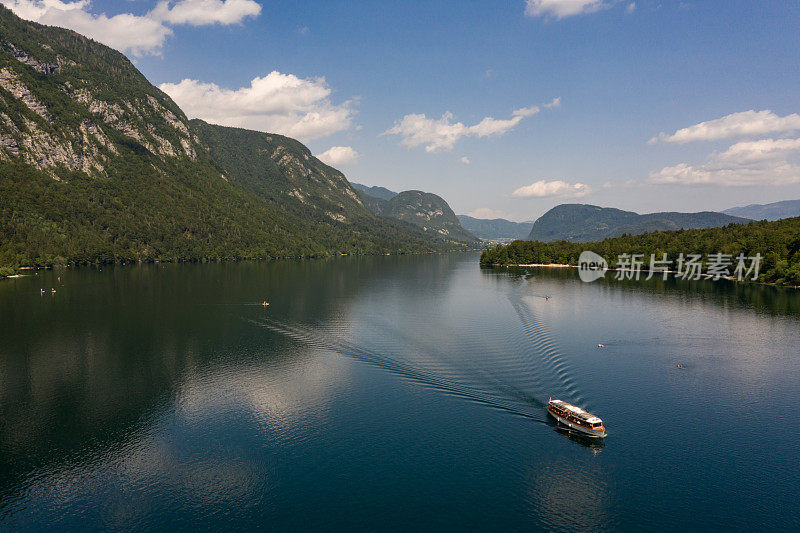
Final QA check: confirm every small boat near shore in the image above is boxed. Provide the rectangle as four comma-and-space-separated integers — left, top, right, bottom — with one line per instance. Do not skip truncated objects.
547, 398, 607, 438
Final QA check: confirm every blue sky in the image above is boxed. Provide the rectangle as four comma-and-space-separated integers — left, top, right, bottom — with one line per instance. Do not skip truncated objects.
5, 0, 800, 220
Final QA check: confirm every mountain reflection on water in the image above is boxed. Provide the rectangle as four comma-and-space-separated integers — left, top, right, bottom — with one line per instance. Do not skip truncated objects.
1, 253, 799, 530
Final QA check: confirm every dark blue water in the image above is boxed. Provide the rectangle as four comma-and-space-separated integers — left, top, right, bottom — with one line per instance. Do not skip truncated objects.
1, 253, 799, 530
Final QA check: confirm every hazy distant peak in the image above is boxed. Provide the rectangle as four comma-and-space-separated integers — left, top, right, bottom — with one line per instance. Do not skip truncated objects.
528, 203, 749, 242
723, 199, 800, 221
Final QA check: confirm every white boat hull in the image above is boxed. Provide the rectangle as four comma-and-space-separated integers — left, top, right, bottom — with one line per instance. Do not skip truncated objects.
547, 408, 607, 438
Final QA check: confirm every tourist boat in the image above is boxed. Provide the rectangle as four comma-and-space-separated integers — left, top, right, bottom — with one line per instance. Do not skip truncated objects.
547, 398, 607, 438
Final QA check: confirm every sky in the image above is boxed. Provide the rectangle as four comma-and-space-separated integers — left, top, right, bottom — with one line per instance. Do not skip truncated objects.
3, 0, 800, 221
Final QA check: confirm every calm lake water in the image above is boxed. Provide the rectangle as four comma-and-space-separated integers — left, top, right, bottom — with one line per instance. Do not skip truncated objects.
1, 252, 799, 531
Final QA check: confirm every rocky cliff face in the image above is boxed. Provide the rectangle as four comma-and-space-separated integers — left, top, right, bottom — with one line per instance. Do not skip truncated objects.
388, 191, 478, 242
353, 186, 478, 244
0, 8, 198, 177
190, 120, 369, 225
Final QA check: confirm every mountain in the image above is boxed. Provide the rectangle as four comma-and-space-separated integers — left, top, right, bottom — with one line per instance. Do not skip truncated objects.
456, 215, 533, 241
723, 200, 800, 221
0, 6, 466, 271
384, 191, 478, 243
349, 183, 395, 215
352, 186, 478, 243
527, 204, 749, 242
0, 6, 199, 174
351, 182, 397, 201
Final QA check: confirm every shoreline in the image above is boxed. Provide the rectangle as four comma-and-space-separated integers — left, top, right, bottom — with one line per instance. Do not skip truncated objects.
0, 249, 488, 281
484, 263, 799, 289
511, 263, 575, 268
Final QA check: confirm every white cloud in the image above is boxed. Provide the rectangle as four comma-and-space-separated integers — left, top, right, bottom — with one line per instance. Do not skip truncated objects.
1, 0, 261, 56
460, 156, 470, 164
716, 137, 800, 164
383, 103, 551, 152
382, 112, 464, 153
525, 0, 605, 19
1, 0, 173, 55
649, 137, 800, 186
317, 146, 360, 167
466, 207, 508, 219
0, 0, 84, 20
626, 2, 636, 13
159, 72, 355, 141
151, 0, 261, 26
543, 96, 561, 108
650, 110, 800, 144
512, 179, 590, 198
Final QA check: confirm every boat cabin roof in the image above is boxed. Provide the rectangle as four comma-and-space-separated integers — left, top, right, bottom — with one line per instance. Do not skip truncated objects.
549, 399, 602, 424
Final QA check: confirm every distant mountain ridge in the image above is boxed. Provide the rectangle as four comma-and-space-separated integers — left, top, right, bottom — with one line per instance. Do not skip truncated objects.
723, 200, 800, 221
352, 185, 478, 243
351, 182, 397, 201
350, 182, 398, 214
528, 204, 749, 242
456, 215, 533, 241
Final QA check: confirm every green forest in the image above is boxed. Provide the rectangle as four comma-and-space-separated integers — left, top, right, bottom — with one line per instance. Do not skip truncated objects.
480, 217, 800, 286
0, 155, 466, 277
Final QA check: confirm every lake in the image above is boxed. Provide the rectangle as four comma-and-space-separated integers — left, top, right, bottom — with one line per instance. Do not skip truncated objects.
1, 252, 799, 531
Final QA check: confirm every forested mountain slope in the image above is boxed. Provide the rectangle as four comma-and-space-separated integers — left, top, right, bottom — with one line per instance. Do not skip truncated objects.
528, 204, 749, 242
353, 186, 478, 244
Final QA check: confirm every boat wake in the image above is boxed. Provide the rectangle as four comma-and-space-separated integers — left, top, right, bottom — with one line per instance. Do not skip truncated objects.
507, 275, 586, 408
250, 318, 548, 422
249, 276, 586, 426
